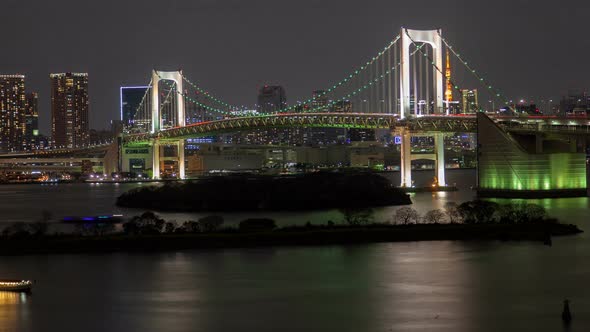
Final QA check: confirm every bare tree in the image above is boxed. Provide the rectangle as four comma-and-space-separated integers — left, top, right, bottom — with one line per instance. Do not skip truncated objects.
340, 208, 374, 225
29, 210, 52, 236
164, 221, 177, 233
444, 202, 461, 223
393, 207, 420, 224
423, 209, 446, 224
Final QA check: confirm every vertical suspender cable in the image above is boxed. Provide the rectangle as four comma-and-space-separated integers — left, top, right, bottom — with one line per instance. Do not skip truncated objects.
412, 45, 418, 116
387, 45, 392, 114
424, 46, 434, 114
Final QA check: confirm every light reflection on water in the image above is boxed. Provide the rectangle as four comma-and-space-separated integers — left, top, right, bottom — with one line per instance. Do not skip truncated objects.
0, 291, 30, 332
0, 170, 589, 331
0, 169, 479, 225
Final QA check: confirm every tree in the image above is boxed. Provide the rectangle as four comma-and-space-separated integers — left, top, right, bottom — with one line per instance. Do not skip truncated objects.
198, 216, 224, 232
444, 202, 461, 223
339, 207, 374, 226
458, 200, 499, 224
164, 221, 177, 233
78, 223, 115, 236
423, 209, 445, 224
393, 207, 420, 224
498, 203, 519, 223
2, 223, 30, 238
180, 221, 200, 233
239, 218, 277, 232
498, 203, 548, 223
29, 210, 52, 236
523, 204, 547, 222
123, 212, 166, 235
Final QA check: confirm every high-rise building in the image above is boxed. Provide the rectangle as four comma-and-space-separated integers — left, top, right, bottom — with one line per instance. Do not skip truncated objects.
331, 100, 353, 113
308, 91, 347, 145
50, 73, 89, 148
311, 90, 329, 111
0, 75, 26, 153
257, 85, 287, 113
348, 128, 375, 142
559, 90, 590, 115
24, 92, 39, 150
120, 86, 149, 132
251, 85, 289, 144
461, 89, 479, 113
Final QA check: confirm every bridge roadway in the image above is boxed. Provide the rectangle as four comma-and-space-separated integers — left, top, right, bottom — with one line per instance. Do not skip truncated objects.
0, 143, 113, 159
122, 113, 590, 145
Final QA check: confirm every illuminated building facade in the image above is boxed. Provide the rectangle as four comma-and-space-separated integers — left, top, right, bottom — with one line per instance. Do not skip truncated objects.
461, 89, 478, 113
331, 100, 352, 113
348, 128, 376, 142
50, 73, 89, 148
477, 113, 586, 196
251, 85, 290, 144
559, 90, 590, 116
311, 90, 328, 111
0, 75, 26, 153
309, 90, 345, 145
24, 92, 39, 150
257, 85, 286, 113
120, 86, 149, 132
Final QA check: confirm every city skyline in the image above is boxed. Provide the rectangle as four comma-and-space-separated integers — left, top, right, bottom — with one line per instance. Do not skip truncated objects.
0, 0, 589, 133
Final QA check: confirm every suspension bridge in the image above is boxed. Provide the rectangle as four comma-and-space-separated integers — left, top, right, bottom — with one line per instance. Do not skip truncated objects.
115, 28, 590, 195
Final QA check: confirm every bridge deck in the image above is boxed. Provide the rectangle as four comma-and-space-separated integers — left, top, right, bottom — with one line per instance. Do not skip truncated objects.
122, 113, 590, 145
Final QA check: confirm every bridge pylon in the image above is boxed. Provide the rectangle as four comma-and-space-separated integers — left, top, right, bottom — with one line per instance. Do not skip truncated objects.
152, 139, 161, 179
400, 127, 412, 187
151, 70, 185, 133
400, 28, 444, 119
397, 128, 446, 188
148, 70, 187, 180
434, 132, 446, 186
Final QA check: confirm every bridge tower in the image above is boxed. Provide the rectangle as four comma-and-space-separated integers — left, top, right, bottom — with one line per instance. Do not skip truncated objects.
398, 28, 446, 187
150, 70, 186, 179
400, 28, 444, 119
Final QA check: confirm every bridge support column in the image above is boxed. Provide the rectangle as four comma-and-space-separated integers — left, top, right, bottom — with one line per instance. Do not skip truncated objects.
434, 132, 446, 186
535, 134, 543, 153
177, 140, 185, 179
152, 139, 160, 179
400, 128, 412, 187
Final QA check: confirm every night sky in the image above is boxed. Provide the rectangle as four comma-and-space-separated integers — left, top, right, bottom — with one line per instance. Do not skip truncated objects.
1, 0, 589, 133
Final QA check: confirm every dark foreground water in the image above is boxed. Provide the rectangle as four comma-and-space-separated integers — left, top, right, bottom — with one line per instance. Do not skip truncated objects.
1, 169, 590, 332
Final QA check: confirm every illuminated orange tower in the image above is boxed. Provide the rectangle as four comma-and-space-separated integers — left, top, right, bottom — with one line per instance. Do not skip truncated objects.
445, 49, 453, 102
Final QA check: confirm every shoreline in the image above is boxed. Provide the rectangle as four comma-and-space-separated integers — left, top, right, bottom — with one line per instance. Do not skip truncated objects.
0, 222, 581, 256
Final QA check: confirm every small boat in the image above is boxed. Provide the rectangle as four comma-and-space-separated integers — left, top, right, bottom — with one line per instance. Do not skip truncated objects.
62, 214, 124, 224
0, 280, 33, 292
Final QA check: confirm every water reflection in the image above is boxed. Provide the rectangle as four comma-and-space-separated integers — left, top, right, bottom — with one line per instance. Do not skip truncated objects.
0, 170, 589, 331
0, 291, 26, 305
0, 291, 30, 331
371, 242, 477, 332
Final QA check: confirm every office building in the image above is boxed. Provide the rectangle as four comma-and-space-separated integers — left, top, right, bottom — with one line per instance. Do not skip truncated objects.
257, 85, 286, 113
461, 89, 479, 113
309, 91, 347, 145
348, 128, 375, 142
24, 92, 39, 150
120, 86, 149, 132
50, 73, 89, 148
250, 85, 290, 144
559, 90, 590, 115
0, 75, 26, 153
